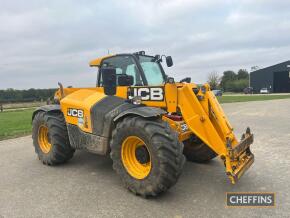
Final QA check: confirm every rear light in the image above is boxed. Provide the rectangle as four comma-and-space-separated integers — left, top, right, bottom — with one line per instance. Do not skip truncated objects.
165, 114, 183, 121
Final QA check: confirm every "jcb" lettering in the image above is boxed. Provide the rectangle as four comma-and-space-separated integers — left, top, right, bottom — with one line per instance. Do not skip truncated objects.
67, 108, 84, 118
129, 87, 164, 101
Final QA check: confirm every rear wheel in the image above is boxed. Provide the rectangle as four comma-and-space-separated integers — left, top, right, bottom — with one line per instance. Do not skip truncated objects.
32, 111, 74, 165
183, 135, 217, 163
110, 116, 185, 197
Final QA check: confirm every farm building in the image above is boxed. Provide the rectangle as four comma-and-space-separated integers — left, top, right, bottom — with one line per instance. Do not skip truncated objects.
250, 60, 290, 93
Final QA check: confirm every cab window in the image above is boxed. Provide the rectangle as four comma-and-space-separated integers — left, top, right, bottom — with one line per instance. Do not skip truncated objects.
99, 56, 143, 86
139, 56, 165, 86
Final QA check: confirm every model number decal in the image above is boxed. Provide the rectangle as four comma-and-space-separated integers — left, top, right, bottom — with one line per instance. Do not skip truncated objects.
67, 108, 84, 118
128, 87, 164, 101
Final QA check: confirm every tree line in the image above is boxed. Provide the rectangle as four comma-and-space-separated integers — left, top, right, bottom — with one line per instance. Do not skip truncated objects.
207, 69, 249, 92
0, 69, 249, 103
0, 88, 57, 103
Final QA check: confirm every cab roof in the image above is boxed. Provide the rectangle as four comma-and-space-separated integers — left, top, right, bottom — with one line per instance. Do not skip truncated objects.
89, 55, 114, 67
89, 51, 149, 67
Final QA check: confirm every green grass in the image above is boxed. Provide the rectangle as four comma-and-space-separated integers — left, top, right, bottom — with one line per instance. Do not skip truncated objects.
0, 109, 34, 140
217, 94, 290, 103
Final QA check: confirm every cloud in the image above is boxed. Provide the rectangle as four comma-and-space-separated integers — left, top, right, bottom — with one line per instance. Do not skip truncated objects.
0, 0, 289, 89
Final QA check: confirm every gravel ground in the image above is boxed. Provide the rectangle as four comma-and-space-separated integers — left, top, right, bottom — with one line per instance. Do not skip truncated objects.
0, 99, 289, 218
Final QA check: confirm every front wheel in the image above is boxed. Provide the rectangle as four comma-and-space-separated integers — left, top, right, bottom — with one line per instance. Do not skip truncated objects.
32, 111, 75, 165
110, 116, 185, 197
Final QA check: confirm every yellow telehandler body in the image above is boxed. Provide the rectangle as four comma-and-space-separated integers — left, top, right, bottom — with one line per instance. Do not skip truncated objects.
32, 51, 254, 196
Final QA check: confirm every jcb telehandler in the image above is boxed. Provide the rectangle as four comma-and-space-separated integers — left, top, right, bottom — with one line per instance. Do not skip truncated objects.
32, 51, 254, 197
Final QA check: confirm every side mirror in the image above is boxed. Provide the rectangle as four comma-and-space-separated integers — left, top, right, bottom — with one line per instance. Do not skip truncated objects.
166, 56, 173, 67
118, 75, 134, 86
101, 68, 116, 95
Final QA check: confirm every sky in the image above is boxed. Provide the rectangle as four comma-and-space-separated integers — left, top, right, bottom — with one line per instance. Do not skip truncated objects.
0, 0, 290, 89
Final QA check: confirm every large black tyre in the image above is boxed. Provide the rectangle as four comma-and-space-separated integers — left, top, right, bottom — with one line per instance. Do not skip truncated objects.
32, 111, 75, 165
183, 135, 217, 163
110, 116, 185, 197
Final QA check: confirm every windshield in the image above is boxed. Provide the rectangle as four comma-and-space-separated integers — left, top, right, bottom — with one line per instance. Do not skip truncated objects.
138, 56, 165, 86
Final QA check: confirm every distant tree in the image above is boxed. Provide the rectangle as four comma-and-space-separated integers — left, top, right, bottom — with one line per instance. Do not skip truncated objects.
207, 72, 220, 90
0, 88, 57, 103
225, 79, 248, 92
220, 70, 236, 91
237, 69, 249, 80
251, 66, 259, 71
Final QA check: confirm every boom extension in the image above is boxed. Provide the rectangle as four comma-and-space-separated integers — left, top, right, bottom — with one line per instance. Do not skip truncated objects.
178, 83, 254, 184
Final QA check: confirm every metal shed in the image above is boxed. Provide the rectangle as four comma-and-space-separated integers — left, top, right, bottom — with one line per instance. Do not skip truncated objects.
250, 60, 290, 93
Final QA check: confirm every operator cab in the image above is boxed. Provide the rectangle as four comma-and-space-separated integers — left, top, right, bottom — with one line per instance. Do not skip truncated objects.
90, 51, 173, 87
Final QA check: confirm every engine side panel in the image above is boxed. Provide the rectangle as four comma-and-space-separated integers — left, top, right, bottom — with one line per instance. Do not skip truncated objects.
60, 89, 106, 133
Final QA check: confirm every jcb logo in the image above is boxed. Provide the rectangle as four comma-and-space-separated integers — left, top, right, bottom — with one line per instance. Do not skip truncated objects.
67, 108, 84, 118
128, 87, 164, 101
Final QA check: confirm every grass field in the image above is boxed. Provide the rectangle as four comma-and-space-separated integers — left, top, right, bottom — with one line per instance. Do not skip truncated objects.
0, 109, 34, 140
0, 94, 290, 141
217, 94, 290, 103
2, 101, 45, 110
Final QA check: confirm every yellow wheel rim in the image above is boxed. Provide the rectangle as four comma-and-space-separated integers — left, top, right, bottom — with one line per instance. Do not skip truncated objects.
121, 136, 152, 179
38, 125, 51, 154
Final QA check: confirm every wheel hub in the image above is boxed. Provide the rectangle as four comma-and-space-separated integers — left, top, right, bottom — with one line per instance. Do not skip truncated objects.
135, 145, 150, 164
38, 125, 52, 153
121, 136, 152, 179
